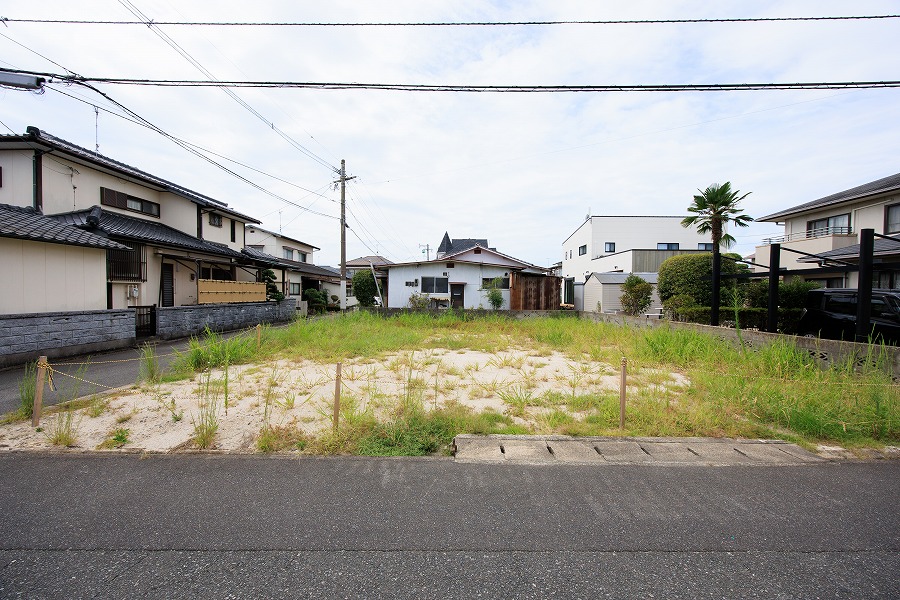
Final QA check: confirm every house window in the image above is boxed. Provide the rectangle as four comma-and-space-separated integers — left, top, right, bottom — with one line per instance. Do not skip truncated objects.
200, 266, 233, 281
657, 243, 680, 250
107, 242, 146, 282
698, 243, 714, 251
886, 204, 900, 234
298, 252, 307, 263
482, 277, 510, 289
422, 276, 449, 293
283, 247, 294, 260
474, 248, 482, 254
230, 219, 236, 242
807, 213, 850, 234
604, 242, 615, 253
289, 283, 301, 295
101, 187, 160, 218
209, 213, 223, 227
446, 262, 454, 268
578, 245, 587, 256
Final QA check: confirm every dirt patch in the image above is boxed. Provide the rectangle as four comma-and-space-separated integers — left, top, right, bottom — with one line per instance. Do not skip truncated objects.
0, 347, 687, 453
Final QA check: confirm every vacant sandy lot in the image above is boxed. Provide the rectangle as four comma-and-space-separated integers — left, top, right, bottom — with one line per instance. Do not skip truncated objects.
0, 346, 688, 453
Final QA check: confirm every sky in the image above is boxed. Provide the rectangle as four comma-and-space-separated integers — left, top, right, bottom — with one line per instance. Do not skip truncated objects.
2, 0, 899, 268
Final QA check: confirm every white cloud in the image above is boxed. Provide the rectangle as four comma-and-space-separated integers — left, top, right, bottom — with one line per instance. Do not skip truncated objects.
2, 0, 898, 267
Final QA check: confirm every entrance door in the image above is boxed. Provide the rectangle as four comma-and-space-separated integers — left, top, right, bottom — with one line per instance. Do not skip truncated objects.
450, 284, 465, 309
161, 263, 175, 307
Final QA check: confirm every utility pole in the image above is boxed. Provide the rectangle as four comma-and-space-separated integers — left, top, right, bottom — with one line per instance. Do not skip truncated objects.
419, 243, 431, 261
337, 160, 356, 310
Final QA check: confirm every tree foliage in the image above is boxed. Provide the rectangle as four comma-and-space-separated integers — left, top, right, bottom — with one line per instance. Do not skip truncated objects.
304, 288, 328, 313
351, 270, 379, 307
407, 292, 431, 310
481, 277, 505, 310
681, 182, 754, 249
746, 278, 820, 309
657, 253, 745, 306
260, 269, 284, 302
620, 274, 653, 316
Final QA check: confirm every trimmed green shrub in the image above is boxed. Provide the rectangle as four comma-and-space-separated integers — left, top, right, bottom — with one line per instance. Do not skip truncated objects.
351, 270, 379, 307
620, 274, 653, 316
657, 253, 746, 306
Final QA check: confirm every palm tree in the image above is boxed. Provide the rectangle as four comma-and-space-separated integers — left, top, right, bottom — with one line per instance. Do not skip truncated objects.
682, 182, 754, 326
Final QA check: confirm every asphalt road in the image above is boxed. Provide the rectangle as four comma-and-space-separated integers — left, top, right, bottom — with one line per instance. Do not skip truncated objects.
1, 455, 897, 599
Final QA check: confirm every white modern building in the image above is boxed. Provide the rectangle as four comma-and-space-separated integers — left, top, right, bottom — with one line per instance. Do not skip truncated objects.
561, 216, 718, 304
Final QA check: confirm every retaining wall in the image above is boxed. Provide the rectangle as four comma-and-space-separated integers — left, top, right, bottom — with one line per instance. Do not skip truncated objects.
156, 299, 296, 339
0, 309, 135, 368
584, 312, 900, 379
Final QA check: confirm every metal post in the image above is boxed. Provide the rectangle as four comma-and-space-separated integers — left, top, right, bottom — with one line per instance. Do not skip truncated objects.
256, 324, 261, 349
32, 356, 48, 427
711, 248, 721, 326
619, 357, 627, 430
856, 228, 875, 342
333, 363, 342, 432
767, 243, 780, 333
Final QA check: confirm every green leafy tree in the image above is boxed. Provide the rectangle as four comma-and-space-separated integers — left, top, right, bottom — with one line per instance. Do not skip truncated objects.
304, 288, 327, 313
620, 274, 653, 316
657, 253, 745, 307
407, 291, 431, 310
681, 182, 753, 325
481, 277, 505, 310
260, 269, 284, 301
351, 270, 379, 307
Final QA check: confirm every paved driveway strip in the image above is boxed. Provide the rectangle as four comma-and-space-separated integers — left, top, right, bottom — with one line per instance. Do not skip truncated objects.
454, 435, 825, 465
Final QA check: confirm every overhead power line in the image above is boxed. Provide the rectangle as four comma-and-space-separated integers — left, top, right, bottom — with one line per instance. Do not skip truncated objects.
17, 72, 900, 92
2, 15, 898, 26
114, 1, 336, 173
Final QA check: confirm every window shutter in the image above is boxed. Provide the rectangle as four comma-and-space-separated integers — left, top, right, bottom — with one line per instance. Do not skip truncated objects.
100, 187, 127, 209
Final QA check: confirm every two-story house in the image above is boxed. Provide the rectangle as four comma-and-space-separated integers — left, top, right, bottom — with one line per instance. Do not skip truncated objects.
243, 225, 342, 302
561, 216, 716, 305
755, 172, 900, 289
0, 126, 270, 311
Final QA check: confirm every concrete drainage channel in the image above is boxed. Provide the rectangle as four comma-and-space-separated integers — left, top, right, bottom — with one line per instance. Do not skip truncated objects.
452, 435, 826, 466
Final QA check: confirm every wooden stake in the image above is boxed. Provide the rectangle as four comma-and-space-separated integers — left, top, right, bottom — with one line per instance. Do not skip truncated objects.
333, 362, 342, 432
619, 357, 627, 431
256, 324, 262, 349
32, 356, 48, 427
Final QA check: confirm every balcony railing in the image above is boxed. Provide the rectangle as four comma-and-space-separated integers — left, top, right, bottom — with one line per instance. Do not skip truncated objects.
762, 226, 852, 245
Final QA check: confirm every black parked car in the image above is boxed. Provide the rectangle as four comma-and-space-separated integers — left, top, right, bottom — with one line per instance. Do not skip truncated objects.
798, 288, 900, 344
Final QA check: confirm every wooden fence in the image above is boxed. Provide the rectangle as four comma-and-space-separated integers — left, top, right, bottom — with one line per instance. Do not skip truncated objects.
198, 279, 266, 304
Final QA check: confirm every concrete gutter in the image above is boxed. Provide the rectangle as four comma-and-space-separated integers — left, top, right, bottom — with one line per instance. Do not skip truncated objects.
453, 434, 826, 466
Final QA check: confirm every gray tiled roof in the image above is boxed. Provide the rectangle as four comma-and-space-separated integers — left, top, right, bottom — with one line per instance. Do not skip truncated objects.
1, 127, 260, 224
241, 246, 340, 280
436, 232, 491, 255
759, 172, 900, 222
52, 207, 247, 260
0, 203, 131, 250
346, 255, 393, 266
798, 235, 900, 262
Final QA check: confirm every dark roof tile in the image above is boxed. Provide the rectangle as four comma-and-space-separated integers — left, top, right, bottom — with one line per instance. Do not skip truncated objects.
0, 203, 131, 250
759, 172, 900, 222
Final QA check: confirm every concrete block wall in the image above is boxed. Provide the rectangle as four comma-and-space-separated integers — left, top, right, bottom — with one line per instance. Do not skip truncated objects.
156, 299, 296, 339
0, 309, 135, 368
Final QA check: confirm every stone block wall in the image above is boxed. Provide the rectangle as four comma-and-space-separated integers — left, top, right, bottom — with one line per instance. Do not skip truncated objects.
0, 309, 135, 368
156, 299, 296, 339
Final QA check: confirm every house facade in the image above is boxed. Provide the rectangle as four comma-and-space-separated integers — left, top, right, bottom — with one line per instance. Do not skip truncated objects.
346, 255, 393, 304
755, 172, 900, 289
386, 243, 557, 310
561, 216, 717, 304
244, 225, 324, 301
0, 126, 270, 311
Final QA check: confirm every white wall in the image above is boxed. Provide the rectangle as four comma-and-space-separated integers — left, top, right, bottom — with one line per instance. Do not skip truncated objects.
245, 227, 316, 263
0, 238, 107, 313
562, 216, 717, 282
0, 151, 35, 208
387, 263, 512, 309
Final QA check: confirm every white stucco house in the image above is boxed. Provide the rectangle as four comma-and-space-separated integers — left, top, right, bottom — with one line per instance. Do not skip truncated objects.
385, 241, 558, 310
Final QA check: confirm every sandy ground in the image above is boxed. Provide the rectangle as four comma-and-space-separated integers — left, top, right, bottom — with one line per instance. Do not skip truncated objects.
0, 347, 690, 453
